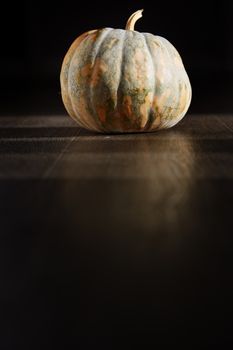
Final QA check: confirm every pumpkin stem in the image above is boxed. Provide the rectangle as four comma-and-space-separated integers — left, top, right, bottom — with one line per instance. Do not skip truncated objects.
125, 9, 144, 31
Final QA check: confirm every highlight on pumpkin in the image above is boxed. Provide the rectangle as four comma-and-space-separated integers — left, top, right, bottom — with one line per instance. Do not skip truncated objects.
60, 9, 192, 133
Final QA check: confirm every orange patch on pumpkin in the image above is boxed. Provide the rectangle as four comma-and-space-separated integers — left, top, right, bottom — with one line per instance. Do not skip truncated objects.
97, 106, 107, 123
123, 95, 133, 117
81, 64, 92, 78
151, 97, 161, 129
140, 92, 153, 127
90, 58, 108, 87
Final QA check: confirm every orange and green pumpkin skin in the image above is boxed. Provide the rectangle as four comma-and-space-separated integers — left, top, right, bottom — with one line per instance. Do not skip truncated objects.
60, 23, 191, 133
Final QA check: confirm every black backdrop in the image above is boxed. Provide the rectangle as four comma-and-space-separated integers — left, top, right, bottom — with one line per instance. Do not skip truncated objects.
1, 0, 233, 114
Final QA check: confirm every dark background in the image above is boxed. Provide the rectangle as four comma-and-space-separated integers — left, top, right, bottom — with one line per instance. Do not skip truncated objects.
1, 0, 233, 115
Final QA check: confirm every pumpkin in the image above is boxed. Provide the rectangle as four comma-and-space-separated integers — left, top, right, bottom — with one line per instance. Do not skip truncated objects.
60, 10, 191, 133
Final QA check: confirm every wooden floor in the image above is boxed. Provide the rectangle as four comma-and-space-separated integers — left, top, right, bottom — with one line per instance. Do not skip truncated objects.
0, 114, 233, 346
